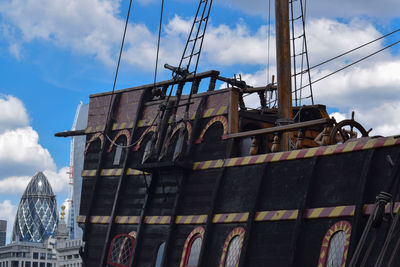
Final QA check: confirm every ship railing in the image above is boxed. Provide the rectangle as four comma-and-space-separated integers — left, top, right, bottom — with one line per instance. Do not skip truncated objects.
226, 117, 335, 152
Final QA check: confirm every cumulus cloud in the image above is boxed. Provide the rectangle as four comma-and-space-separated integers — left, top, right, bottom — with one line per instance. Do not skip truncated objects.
0, 96, 69, 195
0, 127, 56, 177
0, 95, 29, 133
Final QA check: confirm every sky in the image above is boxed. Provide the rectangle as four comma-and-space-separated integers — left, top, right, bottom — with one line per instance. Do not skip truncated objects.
1, 0, 400, 243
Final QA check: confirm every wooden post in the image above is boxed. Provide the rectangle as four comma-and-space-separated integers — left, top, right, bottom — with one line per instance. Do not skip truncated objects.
275, 0, 293, 151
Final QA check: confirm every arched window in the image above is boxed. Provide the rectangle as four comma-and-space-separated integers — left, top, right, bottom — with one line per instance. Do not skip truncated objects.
219, 227, 245, 267
179, 227, 205, 267
154, 242, 165, 267
318, 221, 351, 267
107, 232, 136, 267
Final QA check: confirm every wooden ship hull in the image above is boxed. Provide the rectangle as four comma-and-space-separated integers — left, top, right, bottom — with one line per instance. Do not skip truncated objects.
59, 73, 400, 266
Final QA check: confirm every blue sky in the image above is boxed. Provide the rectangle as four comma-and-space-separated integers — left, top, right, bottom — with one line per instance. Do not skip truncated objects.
1, 0, 400, 243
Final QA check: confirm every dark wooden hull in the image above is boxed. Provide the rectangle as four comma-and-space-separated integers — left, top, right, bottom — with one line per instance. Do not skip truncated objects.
77, 78, 400, 266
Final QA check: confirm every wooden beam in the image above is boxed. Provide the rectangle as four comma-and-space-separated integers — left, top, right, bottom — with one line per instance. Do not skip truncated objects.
54, 129, 86, 137
226, 118, 333, 139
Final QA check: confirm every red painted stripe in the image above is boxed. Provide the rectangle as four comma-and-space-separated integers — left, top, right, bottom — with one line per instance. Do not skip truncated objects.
209, 160, 219, 169
233, 213, 244, 222
342, 205, 355, 216
374, 137, 387, 148
319, 207, 335, 217
264, 154, 275, 163
235, 157, 245, 166
314, 146, 328, 156
363, 204, 375, 215
155, 216, 162, 224
248, 156, 259, 165
333, 143, 346, 154
281, 210, 296, 220
264, 211, 275, 220
296, 149, 308, 159
280, 151, 292, 161
192, 215, 200, 223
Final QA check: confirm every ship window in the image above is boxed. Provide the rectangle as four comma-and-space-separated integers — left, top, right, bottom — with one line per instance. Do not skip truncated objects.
107, 233, 135, 267
219, 227, 245, 267
179, 227, 205, 267
318, 221, 351, 267
113, 145, 123, 165
154, 242, 165, 267
326, 231, 346, 267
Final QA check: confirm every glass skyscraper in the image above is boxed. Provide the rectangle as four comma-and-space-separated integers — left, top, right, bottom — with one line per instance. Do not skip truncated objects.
11, 172, 58, 243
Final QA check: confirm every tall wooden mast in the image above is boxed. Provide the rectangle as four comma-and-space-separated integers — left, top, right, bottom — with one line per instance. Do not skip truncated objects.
275, 0, 293, 150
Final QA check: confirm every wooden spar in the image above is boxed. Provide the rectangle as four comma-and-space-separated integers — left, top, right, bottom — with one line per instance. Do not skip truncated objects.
275, 0, 293, 151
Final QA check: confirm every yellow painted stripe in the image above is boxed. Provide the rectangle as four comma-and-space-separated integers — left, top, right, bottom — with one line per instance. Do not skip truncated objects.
255, 154, 267, 164
329, 206, 345, 217
304, 147, 319, 158
241, 156, 252, 165
287, 150, 300, 160
362, 139, 378, 149
290, 210, 299, 219
116, 169, 122, 176
271, 211, 285, 221
226, 158, 238, 167
203, 108, 215, 118
184, 216, 194, 224
201, 161, 212, 170
226, 213, 237, 222
216, 106, 227, 115
212, 214, 222, 223
384, 137, 397, 146
308, 208, 324, 219
149, 216, 158, 224
323, 145, 337, 155
160, 216, 169, 224
271, 152, 283, 162
342, 141, 357, 153
198, 215, 207, 223
255, 211, 268, 221
176, 216, 183, 224
240, 213, 249, 222
193, 162, 200, 170
214, 159, 224, 168
191, 112, 197, 120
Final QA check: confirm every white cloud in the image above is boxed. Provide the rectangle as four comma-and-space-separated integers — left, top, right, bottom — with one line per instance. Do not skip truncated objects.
0, 168, 69, 195
0, 127, 56, 177
0, 95, 69, 195
0, 200, 17, 244
0, 95, 29, 133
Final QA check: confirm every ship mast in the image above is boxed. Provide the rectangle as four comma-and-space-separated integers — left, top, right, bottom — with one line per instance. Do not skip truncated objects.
275, 0, 293, 150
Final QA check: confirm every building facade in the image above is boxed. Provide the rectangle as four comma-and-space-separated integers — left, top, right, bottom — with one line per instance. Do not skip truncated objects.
69, 103, 88, 240
0, 221, 6, 247
11, 172, 58, 243
0, 240, 57, 267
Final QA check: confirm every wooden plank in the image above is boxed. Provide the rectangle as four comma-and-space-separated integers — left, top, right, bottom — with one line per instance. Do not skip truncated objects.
226, 118, 332, 139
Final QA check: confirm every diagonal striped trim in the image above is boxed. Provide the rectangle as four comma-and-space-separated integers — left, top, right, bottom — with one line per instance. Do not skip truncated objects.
81, 168, 148, 177
144, 216, 171, 224
212, 212, 249, 223
78, 202, 400, 224
193, 136, 400, 170
175, 215, 208, 224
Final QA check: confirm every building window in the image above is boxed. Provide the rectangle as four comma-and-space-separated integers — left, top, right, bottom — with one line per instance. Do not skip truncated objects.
154, 242, 165, 267
219, 227, 245, 267
179, 227, 205, 267
40, 253, 46, 260
33, 253, 38, 260
318, 221, 351, 267
107, 232, 136, 267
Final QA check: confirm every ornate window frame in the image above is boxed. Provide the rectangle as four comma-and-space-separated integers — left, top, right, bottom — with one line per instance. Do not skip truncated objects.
84, 132, 104, 155
179, 226, 205, 267
196, 116, 228, 144
107, 231, 136, 267
318, 220, 351, 267
219, 227, 245, 267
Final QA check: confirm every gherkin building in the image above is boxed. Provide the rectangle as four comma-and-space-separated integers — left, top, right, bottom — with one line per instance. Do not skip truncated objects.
11, 171, 59, 243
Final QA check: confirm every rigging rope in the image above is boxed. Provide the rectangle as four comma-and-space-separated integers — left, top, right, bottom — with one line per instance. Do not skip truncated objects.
306, 27, 400, 73
103, 0, 133, 138
297, 38, 400, 90
153, 0, 165, 85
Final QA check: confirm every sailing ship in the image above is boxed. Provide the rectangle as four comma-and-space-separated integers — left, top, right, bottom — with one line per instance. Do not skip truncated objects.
56, 0, 400, 266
